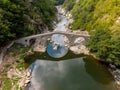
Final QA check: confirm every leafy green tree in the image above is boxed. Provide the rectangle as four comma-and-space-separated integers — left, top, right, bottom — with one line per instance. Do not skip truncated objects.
107, 32, 120, 65
0, 12, 14, 45
63, 0, 75, 11
86, 26, 111, 59
0, 0, 56, 46
86, 26, 120, 65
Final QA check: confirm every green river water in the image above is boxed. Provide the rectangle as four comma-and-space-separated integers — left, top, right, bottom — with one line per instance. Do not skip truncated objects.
25, 51, 119, 90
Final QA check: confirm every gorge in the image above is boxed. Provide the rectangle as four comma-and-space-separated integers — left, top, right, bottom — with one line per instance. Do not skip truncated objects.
0, 0, 120, 90
23, 6, 119, 90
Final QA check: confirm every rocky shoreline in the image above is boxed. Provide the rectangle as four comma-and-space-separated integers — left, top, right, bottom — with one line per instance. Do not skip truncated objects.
18, 69, 31, 89
109, 64, 120, 86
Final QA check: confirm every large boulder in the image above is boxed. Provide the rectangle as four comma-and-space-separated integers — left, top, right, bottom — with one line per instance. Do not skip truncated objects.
70, 45, 89, 55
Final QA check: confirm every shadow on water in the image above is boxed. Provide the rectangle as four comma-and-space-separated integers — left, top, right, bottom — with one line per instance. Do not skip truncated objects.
24, 50, 84, 67
83, 56, 114, 85
46, 43, 68, 58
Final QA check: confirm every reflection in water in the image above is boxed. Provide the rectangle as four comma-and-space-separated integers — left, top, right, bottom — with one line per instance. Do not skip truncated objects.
28, 58, 117, 90
47, 33, 68, 58
47, 42, 68, 58
84, 57, 114, 85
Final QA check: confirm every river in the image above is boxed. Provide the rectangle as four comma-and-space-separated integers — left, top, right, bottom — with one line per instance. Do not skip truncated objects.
24, 6, 119, 90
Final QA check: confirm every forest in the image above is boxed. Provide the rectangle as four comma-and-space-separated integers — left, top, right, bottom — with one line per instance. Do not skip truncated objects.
63, 0, 120, 65
0, 0, 56, 46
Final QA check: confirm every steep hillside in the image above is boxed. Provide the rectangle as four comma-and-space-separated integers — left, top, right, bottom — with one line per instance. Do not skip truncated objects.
63, 0, 120, 32
0, 0, 56, 46
64, 0, 120, 65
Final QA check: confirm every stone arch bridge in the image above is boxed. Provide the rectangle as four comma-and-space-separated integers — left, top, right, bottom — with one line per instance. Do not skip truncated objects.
15, 31, 90, 47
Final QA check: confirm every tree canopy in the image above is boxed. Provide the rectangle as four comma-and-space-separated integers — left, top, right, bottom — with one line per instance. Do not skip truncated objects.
0, 0, 56, 46
63, 0, 120, 65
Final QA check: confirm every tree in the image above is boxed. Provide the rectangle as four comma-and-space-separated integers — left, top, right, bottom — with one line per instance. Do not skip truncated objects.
107, 32, 120, 65
86, 26, 111, 59
0, 0, 56, 46
115, 0, 117, 6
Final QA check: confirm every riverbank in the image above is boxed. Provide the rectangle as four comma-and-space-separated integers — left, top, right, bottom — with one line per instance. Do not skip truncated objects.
87, 52, 120, 86
1, 44, 120, 90
0, 44, 31, 90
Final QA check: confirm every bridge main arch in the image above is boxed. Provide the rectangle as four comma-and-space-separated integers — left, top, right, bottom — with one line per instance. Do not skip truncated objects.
15, 31, 90, 47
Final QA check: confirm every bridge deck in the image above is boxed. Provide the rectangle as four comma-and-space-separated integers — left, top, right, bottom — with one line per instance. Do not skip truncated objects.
16, 31, 90, 40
